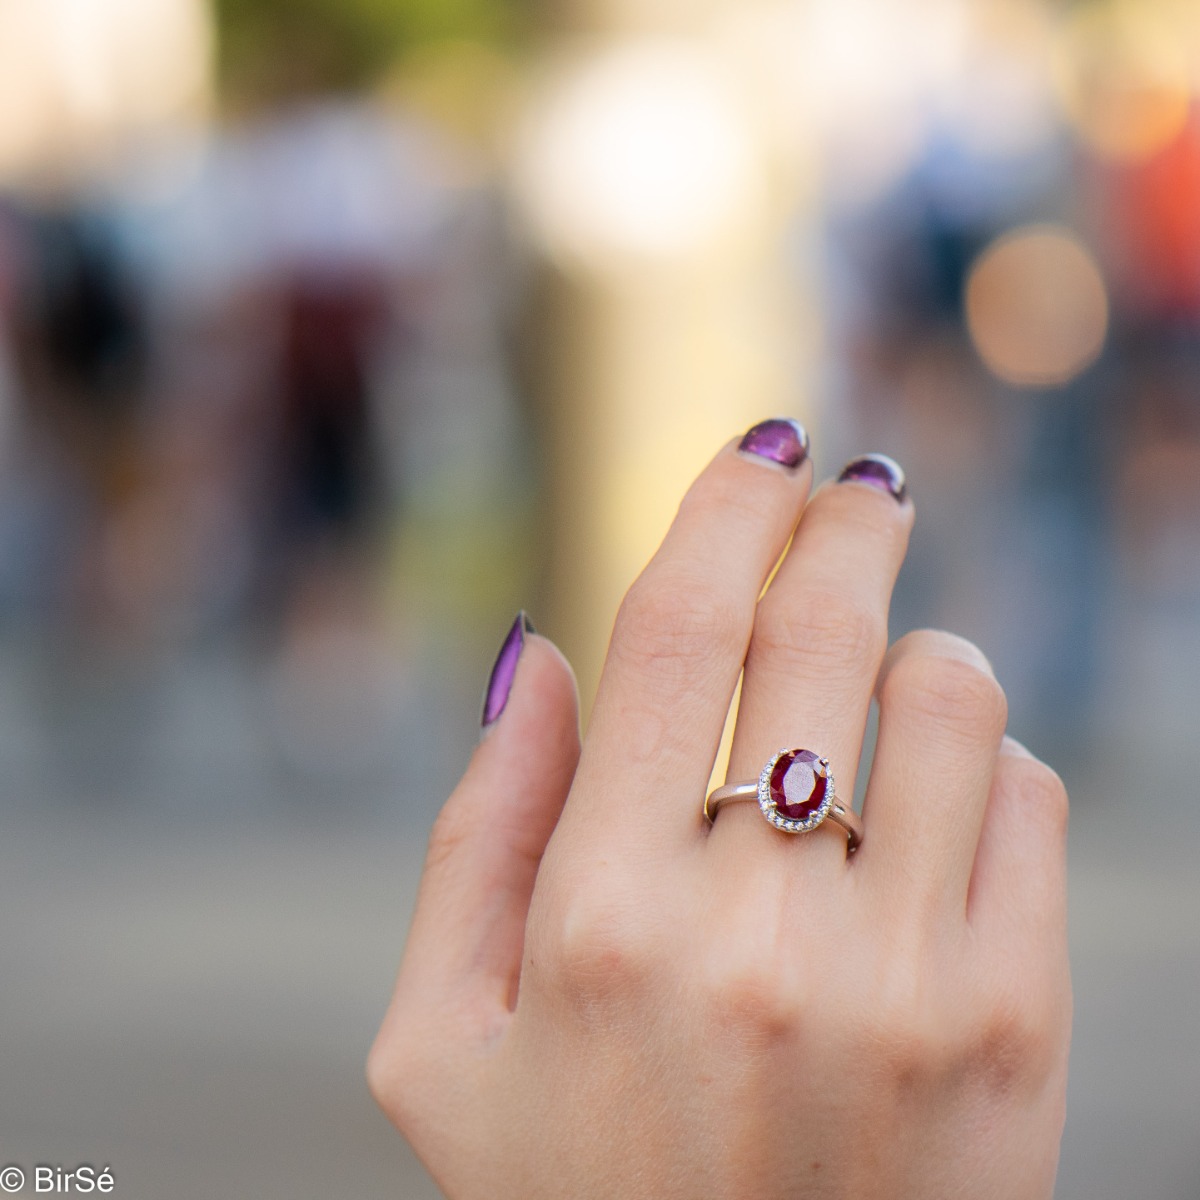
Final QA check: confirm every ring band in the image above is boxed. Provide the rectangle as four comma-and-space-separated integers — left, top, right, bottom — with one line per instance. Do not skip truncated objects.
705, 748, 863, 851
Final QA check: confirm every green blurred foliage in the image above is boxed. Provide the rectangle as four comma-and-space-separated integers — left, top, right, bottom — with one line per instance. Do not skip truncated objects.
214, 0, 527, 104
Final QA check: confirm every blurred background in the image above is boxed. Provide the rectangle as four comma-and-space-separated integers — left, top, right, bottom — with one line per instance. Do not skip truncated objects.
0, 0, 1198, 1195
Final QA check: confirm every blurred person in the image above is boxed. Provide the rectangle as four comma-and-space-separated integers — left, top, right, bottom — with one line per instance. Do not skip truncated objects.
369, 421, 1071, 1198
247, 261, 390, 618
1, 206, 154, 644
269, 264, 390, 594
0, 200, 22, 485
256, 260, 404, 782
822, 115, 1114, 758
13, 209, 148, 456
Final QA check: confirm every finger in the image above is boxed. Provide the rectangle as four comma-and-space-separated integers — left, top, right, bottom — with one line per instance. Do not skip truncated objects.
377, 615, 580, 1042
570, 420, 813, 845
716, 455, 911, 861
968, 737, 1069, 952
859, 630, 1008, 914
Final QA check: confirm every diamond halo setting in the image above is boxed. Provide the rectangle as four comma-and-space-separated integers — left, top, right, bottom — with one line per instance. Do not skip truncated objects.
757, 748, 836, 834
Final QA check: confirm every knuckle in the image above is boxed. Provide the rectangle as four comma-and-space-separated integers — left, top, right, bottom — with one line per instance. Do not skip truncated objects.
873, 1024, 939, 1091
864, 960, 944, 1083
366, 1031, 403, 1112
367, 1019, 431, 1124
614, 571, 745, 677
712, 972, 800, 1043
679, 468, 777, 529
814, 483, 910, 550
753, 587, 882, 673
544, 885, 655, 1009
1004, 759, 1070, 840
859, 944, 1068, 1099
966, 986, 1062, 1094
701, 938, 804, 1043
423, 803, 474, 876
882, 651, 1008, 744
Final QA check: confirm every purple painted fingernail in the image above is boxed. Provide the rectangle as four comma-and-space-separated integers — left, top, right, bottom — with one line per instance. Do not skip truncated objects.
837, 454, 908, 502
738, 418, 810, 470
481, 612, 535, 730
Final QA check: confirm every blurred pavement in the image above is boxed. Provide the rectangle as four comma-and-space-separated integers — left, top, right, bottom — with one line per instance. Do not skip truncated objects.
0, 813, 442, 1199
1, 666, 1198, 1200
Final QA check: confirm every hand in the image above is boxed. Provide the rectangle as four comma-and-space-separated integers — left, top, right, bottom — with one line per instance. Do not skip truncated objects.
369, 422, 1071, 1199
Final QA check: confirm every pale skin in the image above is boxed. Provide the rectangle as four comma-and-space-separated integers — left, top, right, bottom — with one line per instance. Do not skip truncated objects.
368, 432, 1072, 1199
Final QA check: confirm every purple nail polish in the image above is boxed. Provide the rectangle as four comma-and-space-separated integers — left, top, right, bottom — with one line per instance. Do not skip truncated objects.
837, 454, 907, 502
738, 418, 810, 470
482, 612, 534, 729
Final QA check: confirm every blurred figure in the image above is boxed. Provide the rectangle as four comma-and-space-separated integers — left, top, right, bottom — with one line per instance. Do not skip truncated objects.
274, 266, 388, 566
260, 259, 401, 785
4, 207, 150, 640
17, 211, 147, 439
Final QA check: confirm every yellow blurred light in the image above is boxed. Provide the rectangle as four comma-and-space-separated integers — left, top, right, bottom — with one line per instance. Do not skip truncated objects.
382, 40, 518, 167
512, 41, 764, 270
1156, 0, 1200, 94
966, 225, 1109, 388
1055, 1, 1191, 163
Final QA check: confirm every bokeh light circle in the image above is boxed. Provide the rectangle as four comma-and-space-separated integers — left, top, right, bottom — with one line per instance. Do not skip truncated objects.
1055, 2, 1191, 163
966, 224, 1109, 388
512, 42, 762, 270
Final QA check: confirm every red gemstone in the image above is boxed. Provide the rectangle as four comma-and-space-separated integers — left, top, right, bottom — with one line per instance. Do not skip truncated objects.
769, 750, 827, 821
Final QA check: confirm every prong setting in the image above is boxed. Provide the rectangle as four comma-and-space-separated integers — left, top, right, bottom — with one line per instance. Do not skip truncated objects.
758, 748, 836, 834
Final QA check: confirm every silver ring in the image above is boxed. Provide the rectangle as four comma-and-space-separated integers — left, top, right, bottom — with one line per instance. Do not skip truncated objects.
705, 748, 862, 851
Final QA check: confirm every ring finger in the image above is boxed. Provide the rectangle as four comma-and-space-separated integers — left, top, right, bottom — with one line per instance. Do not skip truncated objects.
713, 455, 913, 865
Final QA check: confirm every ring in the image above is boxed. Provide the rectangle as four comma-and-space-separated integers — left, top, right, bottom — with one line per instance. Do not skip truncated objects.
705, 748, 863, 851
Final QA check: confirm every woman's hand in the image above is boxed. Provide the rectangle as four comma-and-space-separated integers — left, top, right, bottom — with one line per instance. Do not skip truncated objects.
368, 422, 1071, 1200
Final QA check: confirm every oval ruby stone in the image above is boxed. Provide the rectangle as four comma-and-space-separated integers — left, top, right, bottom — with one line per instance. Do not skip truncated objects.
769, 749, 827, 821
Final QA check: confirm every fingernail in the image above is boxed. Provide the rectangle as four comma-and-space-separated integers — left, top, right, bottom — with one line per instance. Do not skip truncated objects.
738, 418, 810, 470
481, 611, 535, 730
837, 453, 907, 502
